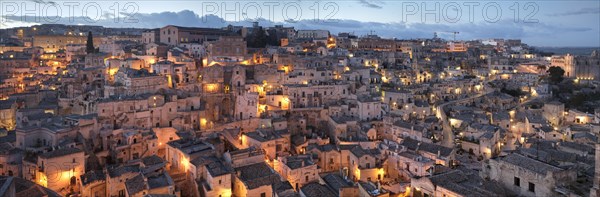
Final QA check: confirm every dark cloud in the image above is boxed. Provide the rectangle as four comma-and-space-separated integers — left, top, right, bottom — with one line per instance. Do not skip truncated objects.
548, 7, 600, 17
358, 0, 384, 9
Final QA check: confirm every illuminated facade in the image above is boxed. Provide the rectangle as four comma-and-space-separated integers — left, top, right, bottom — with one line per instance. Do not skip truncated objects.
33, 35, 102, 53
36, 148, 85, 195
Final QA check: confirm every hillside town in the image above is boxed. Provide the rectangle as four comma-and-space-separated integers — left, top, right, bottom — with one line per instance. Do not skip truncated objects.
0, 23, 600, 197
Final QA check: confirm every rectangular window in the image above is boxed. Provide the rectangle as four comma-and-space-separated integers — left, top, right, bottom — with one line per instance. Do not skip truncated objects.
528, 182, 535, 193
260, 193, 266, 197
514, 177, 520, 187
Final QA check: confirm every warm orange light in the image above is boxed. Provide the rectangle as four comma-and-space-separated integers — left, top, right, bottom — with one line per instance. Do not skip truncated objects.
282, 66, 289, 74
60, 170, 74, 183
38, 173, 48, 187
205, 84, 218, 92
200, 118, 208, 127
381, 76, 388, 83
167, 75, 173, 88
181, 156, 189, 172
107, 67, 119, 77
259, 104, 268, 113
220, 189, 232, 197
399, 186, 411, 197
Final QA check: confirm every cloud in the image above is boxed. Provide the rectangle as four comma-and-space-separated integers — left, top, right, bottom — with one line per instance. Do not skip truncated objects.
26, 0, 56, 5
358, 0, 384, 9
102, 12, 115, 20
1, 9, 597, 46
548, 7, 600, 16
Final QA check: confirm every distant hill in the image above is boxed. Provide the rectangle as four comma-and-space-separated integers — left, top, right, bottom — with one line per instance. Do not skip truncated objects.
535, 47, 600, 56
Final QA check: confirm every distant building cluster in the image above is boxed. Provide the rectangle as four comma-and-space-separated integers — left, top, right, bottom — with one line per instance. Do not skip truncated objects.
0, 23, 599, 197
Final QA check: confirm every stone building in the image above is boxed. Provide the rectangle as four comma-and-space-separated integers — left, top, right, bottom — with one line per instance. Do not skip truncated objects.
159, 25, 234, 46
485, 153, 576, 197
274, 154, 319, 191
36, 148, 85, 194
0, 99, 16, 130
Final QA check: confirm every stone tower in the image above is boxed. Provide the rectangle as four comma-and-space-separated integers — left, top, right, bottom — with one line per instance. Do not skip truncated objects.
86, 31, 95, 54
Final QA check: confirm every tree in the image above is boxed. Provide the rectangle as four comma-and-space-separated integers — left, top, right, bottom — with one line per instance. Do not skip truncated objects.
247, 27, 267, 48
501, 87, 525, 97
547, 66, 565, 84
266, 28, 280, 46
86, 31, 95, 54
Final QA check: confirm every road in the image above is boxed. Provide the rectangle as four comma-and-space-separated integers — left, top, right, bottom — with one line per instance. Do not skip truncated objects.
436, 85, 495, 148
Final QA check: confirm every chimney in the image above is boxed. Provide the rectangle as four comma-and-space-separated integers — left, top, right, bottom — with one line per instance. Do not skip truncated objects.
437, 150, 441, 157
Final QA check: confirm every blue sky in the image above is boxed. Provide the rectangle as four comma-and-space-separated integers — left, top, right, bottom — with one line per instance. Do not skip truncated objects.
1, 0, 599, 47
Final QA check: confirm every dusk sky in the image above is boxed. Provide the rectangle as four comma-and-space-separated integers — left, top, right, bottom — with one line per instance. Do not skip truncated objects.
1, 0, 599, 47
